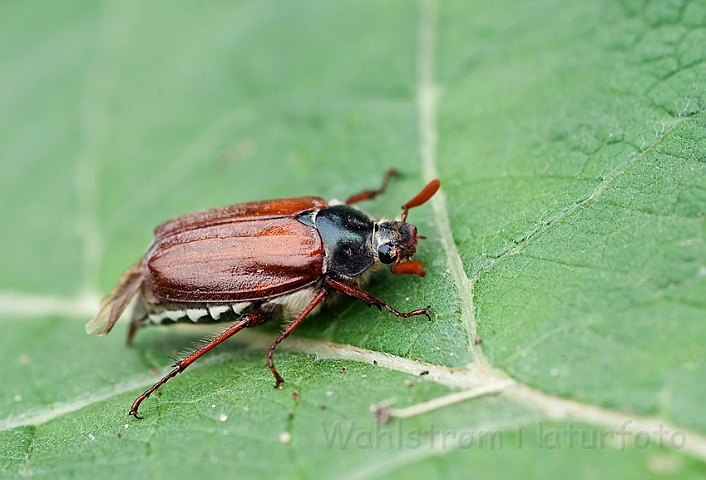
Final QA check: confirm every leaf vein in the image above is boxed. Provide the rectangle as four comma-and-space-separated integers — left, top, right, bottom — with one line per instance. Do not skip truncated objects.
472, 113, 701, 283
416, 0, 489, 369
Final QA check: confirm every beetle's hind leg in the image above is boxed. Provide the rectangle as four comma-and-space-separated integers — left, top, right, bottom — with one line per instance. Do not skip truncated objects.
129, 312, 269, 419
345, 169, 399, 205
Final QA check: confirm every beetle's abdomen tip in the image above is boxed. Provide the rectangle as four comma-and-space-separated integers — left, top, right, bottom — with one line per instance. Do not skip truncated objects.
85, 325, 108, 336
85, 312, 111, 336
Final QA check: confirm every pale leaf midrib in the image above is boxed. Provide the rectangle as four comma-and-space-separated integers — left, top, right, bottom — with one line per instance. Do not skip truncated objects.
3, 332, 706, 462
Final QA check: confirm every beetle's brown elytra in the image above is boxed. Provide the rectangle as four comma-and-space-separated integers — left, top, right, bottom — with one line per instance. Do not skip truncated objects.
86, 171, 440, 418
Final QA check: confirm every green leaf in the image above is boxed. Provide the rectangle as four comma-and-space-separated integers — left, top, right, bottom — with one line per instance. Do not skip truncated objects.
1, 0, 705, 479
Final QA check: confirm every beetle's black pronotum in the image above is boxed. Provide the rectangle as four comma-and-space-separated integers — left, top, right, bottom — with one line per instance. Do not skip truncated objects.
86, 171, 441, 418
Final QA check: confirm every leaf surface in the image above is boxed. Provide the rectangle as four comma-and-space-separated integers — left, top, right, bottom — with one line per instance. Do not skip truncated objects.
1, 0, 705, 479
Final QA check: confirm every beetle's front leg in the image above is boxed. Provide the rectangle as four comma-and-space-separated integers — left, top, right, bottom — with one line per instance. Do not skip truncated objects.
325, 278, 431, 321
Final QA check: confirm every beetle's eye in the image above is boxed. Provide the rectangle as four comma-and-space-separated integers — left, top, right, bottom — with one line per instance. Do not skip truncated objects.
377, 244, 396, 264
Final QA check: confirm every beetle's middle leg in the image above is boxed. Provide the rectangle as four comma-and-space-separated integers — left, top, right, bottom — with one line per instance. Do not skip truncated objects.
129, 312, 269, 419
325, 278, 431, 321
345, 168, 399, 205
266, 286, 329, 387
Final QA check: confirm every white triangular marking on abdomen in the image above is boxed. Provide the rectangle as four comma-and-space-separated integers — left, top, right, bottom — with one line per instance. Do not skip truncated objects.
231, 302, 250, 314
186, 308, 208, 322
208, 305, 230, 319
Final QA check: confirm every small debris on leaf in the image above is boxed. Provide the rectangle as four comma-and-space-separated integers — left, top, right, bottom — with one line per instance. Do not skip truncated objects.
374, 406, 390, 424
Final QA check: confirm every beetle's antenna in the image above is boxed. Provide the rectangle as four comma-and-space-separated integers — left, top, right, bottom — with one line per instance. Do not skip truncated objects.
400, 179, 440, 221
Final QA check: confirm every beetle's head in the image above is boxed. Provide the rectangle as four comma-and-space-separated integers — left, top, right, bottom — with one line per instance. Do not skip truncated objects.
373, 220, 419, 269
373, 179, 440, 277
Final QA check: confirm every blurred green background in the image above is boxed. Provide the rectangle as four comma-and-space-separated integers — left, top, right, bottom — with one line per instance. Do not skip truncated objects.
1, 0, 705, 478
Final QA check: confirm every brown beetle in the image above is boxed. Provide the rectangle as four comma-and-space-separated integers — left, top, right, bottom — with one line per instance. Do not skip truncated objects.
86, 171, 440, 418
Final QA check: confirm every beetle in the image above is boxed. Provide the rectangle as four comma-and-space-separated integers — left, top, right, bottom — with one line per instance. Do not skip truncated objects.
86, 171, 440, 418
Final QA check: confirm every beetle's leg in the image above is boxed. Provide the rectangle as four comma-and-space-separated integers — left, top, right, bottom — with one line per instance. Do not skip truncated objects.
126, 322, 141, 346
345, 169, 399, 205
325, 278, 431, 321
267, 287, 329, 388
129, 312, 268, 419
